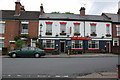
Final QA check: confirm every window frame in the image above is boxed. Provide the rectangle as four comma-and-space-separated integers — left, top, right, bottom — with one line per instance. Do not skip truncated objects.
0, 21, 5, 34
88, 40, 99, 49
43, 40, 55, 49
21, 21, 29, 34
72, 40, 83, 49
116, 25, 120, 36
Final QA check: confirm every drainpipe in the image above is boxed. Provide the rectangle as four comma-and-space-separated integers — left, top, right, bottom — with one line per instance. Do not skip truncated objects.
83, 21, 85, 53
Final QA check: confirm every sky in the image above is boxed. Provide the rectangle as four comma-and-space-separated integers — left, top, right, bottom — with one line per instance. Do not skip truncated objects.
0, 0, 119, 15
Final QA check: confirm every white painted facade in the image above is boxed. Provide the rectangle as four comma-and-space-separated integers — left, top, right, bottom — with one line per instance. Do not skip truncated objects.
39, 20, 112, 39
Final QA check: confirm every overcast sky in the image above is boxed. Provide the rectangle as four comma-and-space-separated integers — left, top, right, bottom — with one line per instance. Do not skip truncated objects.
0, 0, 119, 15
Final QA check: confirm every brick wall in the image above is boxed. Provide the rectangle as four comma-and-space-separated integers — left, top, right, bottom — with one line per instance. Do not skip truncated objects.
28, 21, 39, 38
4, 20, 20, 47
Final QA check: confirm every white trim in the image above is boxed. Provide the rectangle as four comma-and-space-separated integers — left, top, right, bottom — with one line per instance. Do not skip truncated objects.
0, 21, 5, 23
92, 38, 112, 41
21, 21, 29, 24
0, 37, 4, 39
21, 33, 28, 34
9, 41, 15, 43
39, 37, 71, 40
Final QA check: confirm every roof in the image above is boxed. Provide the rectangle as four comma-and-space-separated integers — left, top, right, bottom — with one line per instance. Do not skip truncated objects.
39, 13, 110, 22
102, 13, 120, 23
1, 10, 40, 20
1, 10, 110, 22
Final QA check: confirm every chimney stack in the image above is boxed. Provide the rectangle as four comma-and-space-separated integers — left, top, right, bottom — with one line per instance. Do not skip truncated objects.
15, 0, 25, 15
40, 3, 45, 15
79, 7, 85, 16
118, 1, 120, 15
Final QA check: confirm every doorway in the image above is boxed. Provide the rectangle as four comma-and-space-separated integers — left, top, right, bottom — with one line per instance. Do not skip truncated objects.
60, 42, 65, 53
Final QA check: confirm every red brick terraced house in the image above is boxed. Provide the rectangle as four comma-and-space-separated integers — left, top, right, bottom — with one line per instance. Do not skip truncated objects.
0, 0, 115, 54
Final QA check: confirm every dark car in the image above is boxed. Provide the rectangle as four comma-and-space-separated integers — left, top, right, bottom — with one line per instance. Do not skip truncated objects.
8, 47, 45, 58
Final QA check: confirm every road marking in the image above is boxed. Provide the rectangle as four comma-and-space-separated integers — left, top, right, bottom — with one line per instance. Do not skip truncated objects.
8, 75, 11, 77
17, 75, 21, 77
55, 75, 61, 77
63, 75, 69, 77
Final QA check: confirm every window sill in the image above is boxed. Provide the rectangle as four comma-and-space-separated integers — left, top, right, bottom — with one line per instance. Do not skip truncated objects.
21, 33, 28, 34
88, 48, 99, 50
71, 48, 83, 50
45, 33, 52, 35
60, 33, 66, 35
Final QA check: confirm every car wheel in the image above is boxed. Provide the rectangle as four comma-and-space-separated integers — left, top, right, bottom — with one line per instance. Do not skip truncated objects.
11, 53, 17, 58
34, 53, 40, 58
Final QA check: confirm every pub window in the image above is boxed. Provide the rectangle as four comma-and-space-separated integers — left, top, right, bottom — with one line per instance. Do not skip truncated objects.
43, 40, 55, 48
72, 40, 83, 48
88, 40, 99, 49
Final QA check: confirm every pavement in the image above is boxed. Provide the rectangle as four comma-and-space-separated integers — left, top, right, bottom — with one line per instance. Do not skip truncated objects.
43, 53, 118, 58
77, 72, 118, 78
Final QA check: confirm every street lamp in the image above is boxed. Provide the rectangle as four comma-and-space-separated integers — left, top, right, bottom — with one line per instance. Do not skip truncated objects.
40, 24, 43, 37
39, 23, 43, 49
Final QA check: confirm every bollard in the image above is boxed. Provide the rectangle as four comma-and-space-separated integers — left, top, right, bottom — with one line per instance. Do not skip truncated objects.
118, 65, 120, 79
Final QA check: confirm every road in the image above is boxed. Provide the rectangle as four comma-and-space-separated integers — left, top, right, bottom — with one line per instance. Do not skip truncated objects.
2, 56, 118, 78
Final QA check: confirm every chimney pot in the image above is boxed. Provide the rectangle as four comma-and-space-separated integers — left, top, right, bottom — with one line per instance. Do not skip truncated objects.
79, 7, 85, 16
40, 3, 45, 15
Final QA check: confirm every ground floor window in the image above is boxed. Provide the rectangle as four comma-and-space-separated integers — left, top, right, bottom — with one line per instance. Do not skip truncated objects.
43, 40, 55, 48
72, 40, 83, 48
88, 40, 99, 49
0, 39, 4, 50
113, 38, 119, 46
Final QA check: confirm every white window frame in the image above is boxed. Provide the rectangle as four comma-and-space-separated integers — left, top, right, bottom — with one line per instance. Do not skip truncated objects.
0, 21, 5, 34
0, 39, 4, 50
91, 25, 96, 34
74, 24, 80, 33
60, 24, 66, 33
116, 25, 120, 36
72, 40, 83, 48
21, 21, 29, 34
88, 40, 99, 49
113, 38, 119, 46
46, 24, 52, 33
106, 26, 110, 34
43, 40, 55, 48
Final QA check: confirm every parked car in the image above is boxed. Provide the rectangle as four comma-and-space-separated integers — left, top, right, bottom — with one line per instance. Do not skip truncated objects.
8, 47, 45, 58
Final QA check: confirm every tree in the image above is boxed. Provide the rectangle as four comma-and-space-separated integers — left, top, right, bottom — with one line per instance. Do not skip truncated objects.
15, 40, 25, 49
51, 11, 60, 14
64, 12, 74, 14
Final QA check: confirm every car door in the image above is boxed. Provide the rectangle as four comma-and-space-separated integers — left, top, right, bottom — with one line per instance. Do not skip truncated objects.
19, 47, 29, 57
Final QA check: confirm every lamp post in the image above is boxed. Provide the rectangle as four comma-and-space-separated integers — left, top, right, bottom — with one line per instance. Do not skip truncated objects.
40, 24, 43, 37
39, 24, 43, 49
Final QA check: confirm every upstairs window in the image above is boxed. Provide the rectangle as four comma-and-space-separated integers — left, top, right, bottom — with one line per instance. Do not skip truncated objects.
88, 40, 99, 49
73, 22, 80, 36
60, 22, 67, 35
21, 22, 29, 34
90, 23, 97, 36
46, 22, 53, 35
116, 25, 120, 36
0, 21, 5, 34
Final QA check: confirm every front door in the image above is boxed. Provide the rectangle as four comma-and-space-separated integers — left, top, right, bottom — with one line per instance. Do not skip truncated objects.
60, 42, 65, 53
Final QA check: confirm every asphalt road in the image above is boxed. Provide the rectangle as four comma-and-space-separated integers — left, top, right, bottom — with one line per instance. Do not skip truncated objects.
2, 56, 118, 78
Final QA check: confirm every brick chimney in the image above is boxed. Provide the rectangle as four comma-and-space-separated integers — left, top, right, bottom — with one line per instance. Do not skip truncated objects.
118, 1, 120, 14
15, 0, 25, 15
79, 7, 85, 16
117, 9, 120, 14
40, 3, 45, 15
